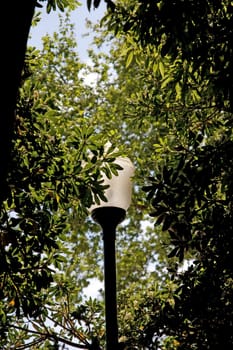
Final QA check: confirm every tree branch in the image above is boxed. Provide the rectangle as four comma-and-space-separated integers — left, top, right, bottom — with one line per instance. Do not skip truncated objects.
9, 323, 90, 349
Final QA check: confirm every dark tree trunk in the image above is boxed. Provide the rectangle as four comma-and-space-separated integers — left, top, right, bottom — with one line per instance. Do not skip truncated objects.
0, 0, 36, 202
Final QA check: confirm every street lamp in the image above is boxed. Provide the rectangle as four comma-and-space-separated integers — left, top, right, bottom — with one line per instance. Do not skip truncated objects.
90, 152, 134, 350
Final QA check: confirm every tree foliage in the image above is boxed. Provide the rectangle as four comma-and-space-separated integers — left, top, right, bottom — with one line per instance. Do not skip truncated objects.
1, 1, 233, 349
101, 0, 233, 111
85, 1, 233, 348
86, 1, 233, 349
0, 16, 126, 348
84, 15, 233, 349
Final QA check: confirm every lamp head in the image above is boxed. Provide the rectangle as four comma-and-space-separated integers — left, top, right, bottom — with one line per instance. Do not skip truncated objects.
89, 146, 134, 228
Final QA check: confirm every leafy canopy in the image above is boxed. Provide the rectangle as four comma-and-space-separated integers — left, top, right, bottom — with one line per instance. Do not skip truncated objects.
1, 1, 233, 349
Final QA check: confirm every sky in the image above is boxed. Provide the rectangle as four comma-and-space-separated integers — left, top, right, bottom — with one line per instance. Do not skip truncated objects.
28, 0, 106, 61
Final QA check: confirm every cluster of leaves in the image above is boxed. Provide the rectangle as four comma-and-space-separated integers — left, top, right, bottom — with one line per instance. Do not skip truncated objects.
86, 0, 115, 12
102, 0, 233, 111
37, 0, 115, 13
0, 32, 125, 348
2, 1, 233, 348
37, 0, 79, 13
135, 133, 233, 349
82, 2, 233, 349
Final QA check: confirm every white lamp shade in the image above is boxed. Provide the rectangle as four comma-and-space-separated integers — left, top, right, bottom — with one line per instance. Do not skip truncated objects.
90, 156, 134, 212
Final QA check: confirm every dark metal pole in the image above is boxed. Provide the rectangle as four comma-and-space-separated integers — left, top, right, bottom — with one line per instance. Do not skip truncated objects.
91, 207, 126, 350
102, 225, 118, 350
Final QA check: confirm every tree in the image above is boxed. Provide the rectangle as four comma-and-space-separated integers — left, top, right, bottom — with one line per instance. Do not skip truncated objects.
101, 0, 233, 108
0, 15, 124, 348
0, 0, 36, 202
2, 1, 233, 349
89, 1, 233, 349
1, 9, 176, 349
0, 0, 81, 203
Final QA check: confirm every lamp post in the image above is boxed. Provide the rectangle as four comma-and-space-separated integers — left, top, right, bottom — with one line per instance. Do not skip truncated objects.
90, 154, 134, 350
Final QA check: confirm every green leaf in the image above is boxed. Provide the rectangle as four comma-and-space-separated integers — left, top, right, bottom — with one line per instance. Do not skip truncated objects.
126, 50, 134, 68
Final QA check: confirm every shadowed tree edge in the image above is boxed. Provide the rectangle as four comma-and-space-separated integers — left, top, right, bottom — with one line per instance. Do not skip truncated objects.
0, 0, 36, 203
